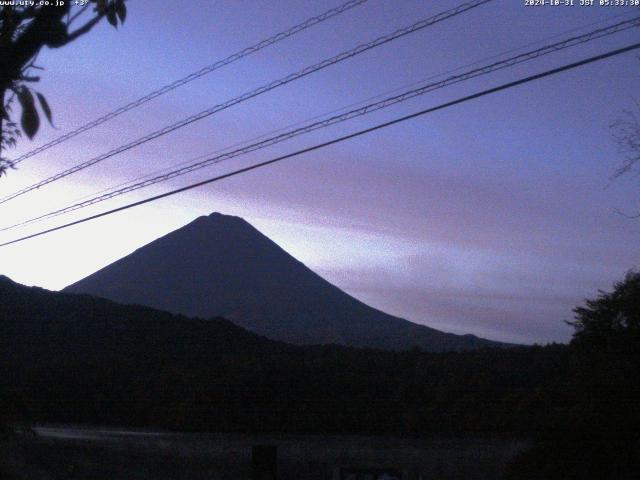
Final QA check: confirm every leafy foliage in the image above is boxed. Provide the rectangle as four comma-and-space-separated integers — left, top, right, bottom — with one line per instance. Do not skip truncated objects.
569, 270, 640, 345
16, 87, 39, 139
0, 0, 127, 174
0, 95, 19, 177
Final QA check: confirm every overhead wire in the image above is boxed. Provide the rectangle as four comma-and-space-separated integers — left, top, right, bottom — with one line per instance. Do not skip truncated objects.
4, 15, 638, 232
2, 41, 639, 248
8, 0, 370, 165
53, 8, 640, 209
0, 0, 494, 205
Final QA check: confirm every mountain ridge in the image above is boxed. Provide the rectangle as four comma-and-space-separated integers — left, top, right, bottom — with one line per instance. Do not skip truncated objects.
0, 273, 287, 363
64, 212, 507, 351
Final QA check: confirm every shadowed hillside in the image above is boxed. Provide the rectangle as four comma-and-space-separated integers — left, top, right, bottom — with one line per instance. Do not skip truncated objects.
2, 274, 560, 435
3, 273, 639, 479
65, 212, 506, 351
0, 274, 286, 364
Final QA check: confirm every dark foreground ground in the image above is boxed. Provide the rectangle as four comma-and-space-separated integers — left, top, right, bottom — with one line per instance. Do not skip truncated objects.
0, 426, 528, 480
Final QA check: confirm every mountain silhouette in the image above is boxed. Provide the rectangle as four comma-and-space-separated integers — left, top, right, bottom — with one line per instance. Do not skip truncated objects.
0, 274, 285, 364
64, 212, 505, 351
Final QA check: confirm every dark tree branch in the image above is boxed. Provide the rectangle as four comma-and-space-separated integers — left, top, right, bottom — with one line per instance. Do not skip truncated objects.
613, 206, 640, 219
610, 96, 640, 183
67, 4, 91, 27
64, 13, 106, 44
18, 75, 40, 82
1, 6, 71, 87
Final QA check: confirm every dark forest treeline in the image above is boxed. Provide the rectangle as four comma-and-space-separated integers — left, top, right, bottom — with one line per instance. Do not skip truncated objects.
1, 273, 639, 478
0, 275, 566, 434
3, 346, 570, 435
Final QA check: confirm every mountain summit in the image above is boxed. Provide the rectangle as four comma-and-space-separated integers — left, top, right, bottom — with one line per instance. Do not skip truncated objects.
65, 212, 504, 351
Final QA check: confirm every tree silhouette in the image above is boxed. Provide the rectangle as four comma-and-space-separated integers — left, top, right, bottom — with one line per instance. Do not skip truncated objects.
0, 0, 127, 177
611, 100, 640, 181
507, 272, 640, 479
610, 97, 640, 218
568, 270, 640, 345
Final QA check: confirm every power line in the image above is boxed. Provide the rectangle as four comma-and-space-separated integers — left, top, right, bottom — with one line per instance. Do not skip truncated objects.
50, 9, 640, 210
9, 0, 370, 166
2, 41, 638, 249
5, 16, 638, 232
0, 0, 493, 206
31, 3, 633, 216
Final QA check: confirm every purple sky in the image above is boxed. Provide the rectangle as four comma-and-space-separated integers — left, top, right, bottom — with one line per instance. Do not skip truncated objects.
1, 0, 639, 344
